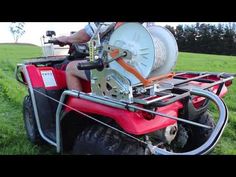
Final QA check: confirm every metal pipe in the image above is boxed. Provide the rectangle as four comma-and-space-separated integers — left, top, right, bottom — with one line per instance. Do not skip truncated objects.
174, 74, 211, 86
15, 64, 26, 85
142, 94, 174, 105
129, 104, 211, 129
203, 76, 234, 90
56, 90, 78, 152
22, 65, 57, 147
176, 71, 236, 78
80, 93, 134, 110
146, 92, 190, 107
80, 93, 211, 128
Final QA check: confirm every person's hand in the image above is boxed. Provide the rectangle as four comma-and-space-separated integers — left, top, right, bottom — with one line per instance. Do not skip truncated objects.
55, 36, 70, 46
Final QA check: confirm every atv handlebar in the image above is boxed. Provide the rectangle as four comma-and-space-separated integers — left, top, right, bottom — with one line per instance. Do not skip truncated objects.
46, 39, 71, 46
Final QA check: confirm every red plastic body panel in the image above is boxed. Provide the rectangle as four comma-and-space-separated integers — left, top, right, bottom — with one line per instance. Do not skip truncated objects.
26, 65, 67, 90
64, 97, 183, 135
25, 65, 91, 92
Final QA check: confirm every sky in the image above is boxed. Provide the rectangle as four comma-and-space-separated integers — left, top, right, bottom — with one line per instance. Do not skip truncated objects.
0, 22, 223, 46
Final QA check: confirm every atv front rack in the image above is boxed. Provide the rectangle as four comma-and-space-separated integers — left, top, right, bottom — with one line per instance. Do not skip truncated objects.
55, 71, 234, 154
132, 71, 235, 106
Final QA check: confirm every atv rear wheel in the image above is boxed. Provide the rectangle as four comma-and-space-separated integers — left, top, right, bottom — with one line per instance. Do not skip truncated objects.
23, 95, 44, 145
72, 124, 145, 155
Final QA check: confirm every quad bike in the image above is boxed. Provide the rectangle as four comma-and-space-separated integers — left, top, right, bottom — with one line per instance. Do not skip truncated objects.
15, 22, 235, 155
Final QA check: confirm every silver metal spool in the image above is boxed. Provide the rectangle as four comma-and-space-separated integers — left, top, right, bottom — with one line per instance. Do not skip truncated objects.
108, 23, 178, 85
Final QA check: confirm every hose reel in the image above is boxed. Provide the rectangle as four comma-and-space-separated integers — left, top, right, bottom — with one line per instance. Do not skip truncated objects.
108, 22, 178, 85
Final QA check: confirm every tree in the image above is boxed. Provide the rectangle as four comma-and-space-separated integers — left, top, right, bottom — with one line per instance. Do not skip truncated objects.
184, 24, 197, 52
165, 25, 176, 37
175, 25, 186, 51
165, 23, 236, 55
9, 22, 25, 43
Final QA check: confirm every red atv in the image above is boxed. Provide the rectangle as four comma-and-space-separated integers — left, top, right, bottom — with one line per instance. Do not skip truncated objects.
16, 23, 235, 155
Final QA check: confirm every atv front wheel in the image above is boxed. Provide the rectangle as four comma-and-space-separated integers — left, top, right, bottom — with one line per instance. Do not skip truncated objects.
184, 111, 215, 151
72, 124, 145, 155
23, 95, 44, 145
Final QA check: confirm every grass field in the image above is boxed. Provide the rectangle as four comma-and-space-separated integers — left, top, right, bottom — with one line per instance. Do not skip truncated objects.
0, 44, 55, 154
0, 44, 235, 155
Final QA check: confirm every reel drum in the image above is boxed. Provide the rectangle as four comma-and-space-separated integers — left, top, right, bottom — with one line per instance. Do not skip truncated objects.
108, 23, 178, 85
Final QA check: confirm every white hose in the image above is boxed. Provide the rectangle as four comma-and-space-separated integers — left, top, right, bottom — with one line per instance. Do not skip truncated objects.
147, 25, 179, 78
151, 36, 167, 71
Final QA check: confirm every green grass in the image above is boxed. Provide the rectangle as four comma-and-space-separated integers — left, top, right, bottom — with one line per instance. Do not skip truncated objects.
175, 52, 236, 73
0, 44, 236, 154
0, 44, 55, 154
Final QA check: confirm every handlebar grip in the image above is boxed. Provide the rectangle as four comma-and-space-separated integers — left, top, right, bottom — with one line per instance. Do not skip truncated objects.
47, 39, 67, 46
77, 59, 104, 71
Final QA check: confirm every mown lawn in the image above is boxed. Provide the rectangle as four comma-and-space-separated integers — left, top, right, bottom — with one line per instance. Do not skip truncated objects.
0, 44, 235, 154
